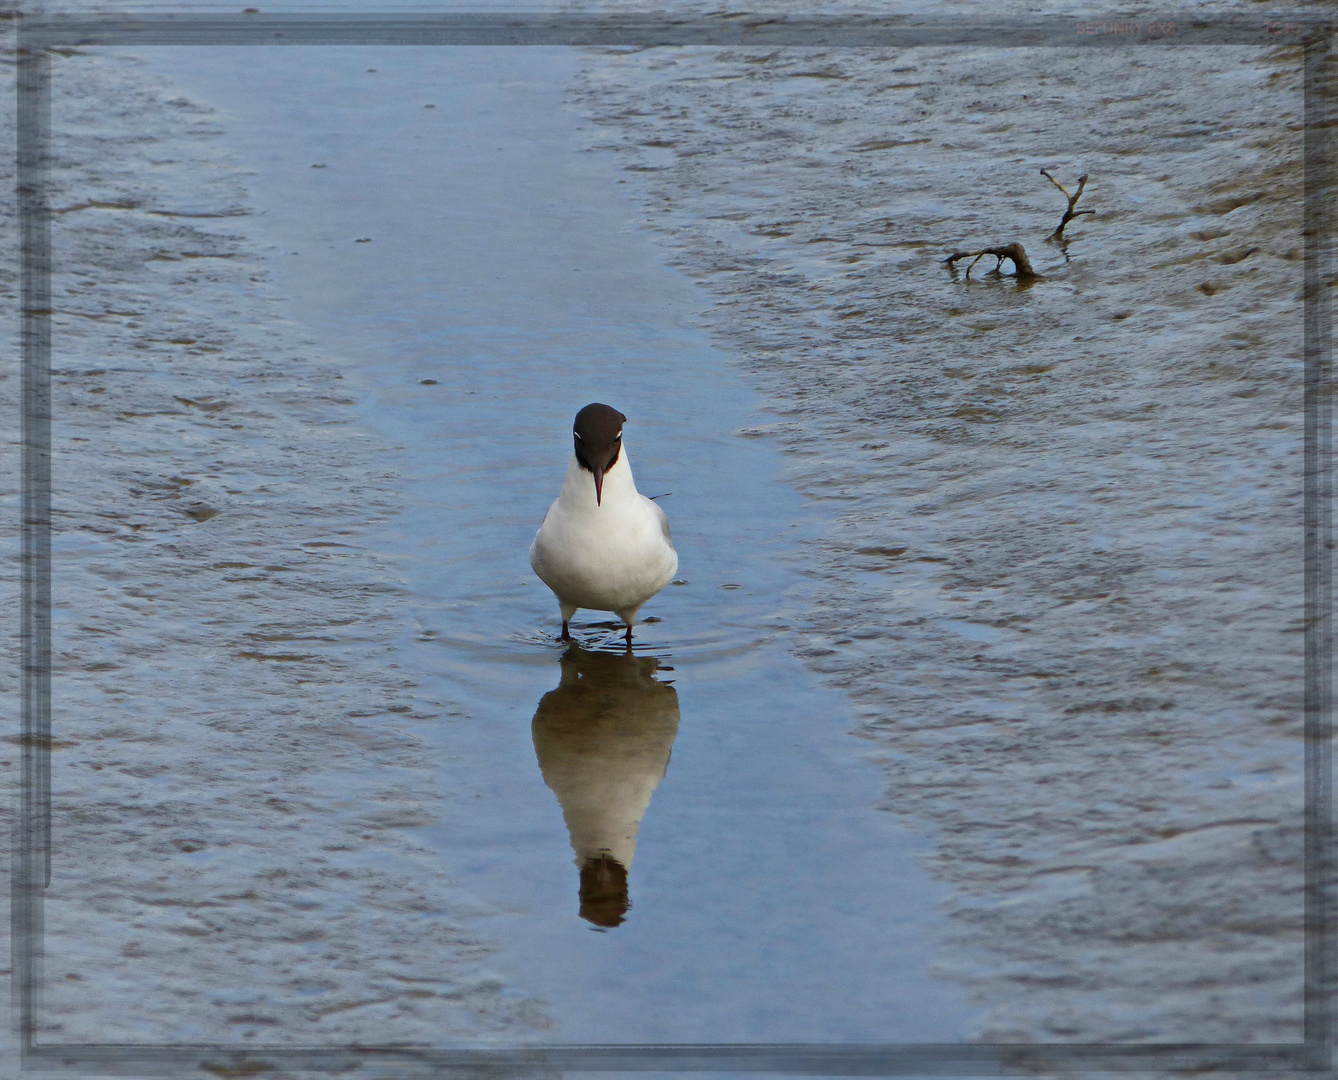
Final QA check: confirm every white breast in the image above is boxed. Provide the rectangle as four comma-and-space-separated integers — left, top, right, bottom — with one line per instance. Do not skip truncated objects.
529, 445, 677, 623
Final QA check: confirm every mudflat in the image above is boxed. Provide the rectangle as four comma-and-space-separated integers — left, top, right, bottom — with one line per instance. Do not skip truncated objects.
569, 33, 1308, 1042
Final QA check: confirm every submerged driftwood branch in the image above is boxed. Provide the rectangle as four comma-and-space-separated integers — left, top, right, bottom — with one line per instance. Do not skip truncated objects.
944, 170, 1093, 282
944, 242, 1036, 281
1040, 168, 1095, 239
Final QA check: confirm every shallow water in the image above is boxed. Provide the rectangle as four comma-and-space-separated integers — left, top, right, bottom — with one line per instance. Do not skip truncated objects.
139, 44, 978, 1043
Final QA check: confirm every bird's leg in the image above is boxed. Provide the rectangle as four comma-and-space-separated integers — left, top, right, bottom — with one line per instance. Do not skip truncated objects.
624, 623, 633, 649
561, 620, 571, 642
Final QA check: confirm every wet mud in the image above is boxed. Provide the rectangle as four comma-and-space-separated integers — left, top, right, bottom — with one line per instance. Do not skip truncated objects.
2, 47, 553, 1047
0, 6, 1324, 1068
568, 36, 1312, 1042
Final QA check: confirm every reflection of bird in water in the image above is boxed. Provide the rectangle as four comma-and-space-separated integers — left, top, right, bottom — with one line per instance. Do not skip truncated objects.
531, 644, 680, 928
530, 403, 678, 646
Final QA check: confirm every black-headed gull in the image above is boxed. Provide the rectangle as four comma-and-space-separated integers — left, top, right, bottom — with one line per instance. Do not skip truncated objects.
530, 403, 677, 645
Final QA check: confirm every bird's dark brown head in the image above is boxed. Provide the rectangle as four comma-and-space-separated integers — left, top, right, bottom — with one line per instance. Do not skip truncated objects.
573, 403, 626, 506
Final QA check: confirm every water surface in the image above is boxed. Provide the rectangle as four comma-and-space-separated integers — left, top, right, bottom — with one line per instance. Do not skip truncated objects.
142, 44, 977, 1044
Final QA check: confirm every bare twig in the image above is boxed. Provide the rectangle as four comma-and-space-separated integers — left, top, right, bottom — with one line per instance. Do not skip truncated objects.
942, 170, 1093, 283
1040, 168, 1095, 239
944, 242, 1037, 281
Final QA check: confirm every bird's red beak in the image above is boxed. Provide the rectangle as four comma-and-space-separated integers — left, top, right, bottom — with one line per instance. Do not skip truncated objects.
593, 466, 604, 506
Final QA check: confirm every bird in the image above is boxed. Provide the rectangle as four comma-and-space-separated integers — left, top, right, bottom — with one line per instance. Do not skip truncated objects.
529, 403, 678, 646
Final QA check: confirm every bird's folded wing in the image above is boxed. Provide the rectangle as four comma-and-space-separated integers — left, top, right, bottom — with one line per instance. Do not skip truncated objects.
648, 498, 673, 544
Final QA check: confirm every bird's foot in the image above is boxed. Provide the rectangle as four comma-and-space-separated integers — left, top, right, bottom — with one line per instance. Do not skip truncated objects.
561, 621, 571, 642
624, 624, 633, 650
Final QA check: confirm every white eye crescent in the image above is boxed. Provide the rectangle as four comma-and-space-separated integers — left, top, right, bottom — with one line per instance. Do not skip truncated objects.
574, 431, 583, 441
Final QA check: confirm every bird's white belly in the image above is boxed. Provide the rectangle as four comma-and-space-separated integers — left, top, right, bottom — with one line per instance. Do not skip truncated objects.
530, 502, 677, 615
